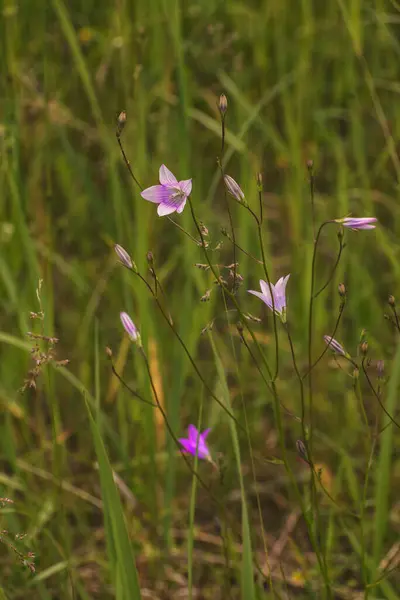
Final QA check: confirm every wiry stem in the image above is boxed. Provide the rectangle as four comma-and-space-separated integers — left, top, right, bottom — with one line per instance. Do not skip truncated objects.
133, 271, 245, 431
362, 358, 400, 430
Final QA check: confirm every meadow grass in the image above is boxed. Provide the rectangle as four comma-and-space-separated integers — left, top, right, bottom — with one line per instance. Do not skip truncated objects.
1, 0, 400, 598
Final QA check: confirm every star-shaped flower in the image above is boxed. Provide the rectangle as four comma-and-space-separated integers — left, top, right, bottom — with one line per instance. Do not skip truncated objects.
248, 275, 290, 322
178, 425, 211, 460
141, 165, 192, 216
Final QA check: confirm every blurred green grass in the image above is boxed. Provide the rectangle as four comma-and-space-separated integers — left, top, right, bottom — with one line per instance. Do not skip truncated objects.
1, 0, 400, 597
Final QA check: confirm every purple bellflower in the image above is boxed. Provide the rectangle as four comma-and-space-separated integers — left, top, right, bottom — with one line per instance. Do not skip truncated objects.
248, 275, 290, 322
141, 165, 192, 217
120, 312, 140, 344
335, 217, 377, 230
178, 425, 211, 460
324, 335, 346, 356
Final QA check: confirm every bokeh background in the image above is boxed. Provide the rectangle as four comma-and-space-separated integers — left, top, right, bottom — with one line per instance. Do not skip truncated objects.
1, 0, 400, 598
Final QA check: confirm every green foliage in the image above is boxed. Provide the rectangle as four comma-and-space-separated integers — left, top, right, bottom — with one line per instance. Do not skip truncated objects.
1, 0, 400, 598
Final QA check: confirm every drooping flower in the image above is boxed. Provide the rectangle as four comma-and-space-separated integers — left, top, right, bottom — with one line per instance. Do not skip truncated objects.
248, 275, 290, 322
114, 244, 133, 269
120, 312, 140, 343
335, 217, 377, 230
323, 335, 346, 356
141, 165, 192, 217
224, 174, 245, 203
178, 425, 211, 460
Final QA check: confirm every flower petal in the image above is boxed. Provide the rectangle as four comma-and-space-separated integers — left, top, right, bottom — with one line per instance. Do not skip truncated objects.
141, 185, 171, 204
179, 179, 192, 197
157, 201, 178, 216
176, 198, 187, 214
178, 438, 195, 456
201, 428, 211, 441
248, 289, 272, 309
274, 274, 290, 311
188, 425, 199, 443
159, 165, 178, 186
260, 280, 273, 299
275, 274, 290, 294
197, 444, 210, 460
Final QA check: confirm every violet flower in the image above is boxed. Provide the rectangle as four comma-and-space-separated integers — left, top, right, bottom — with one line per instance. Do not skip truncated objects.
224, 174, 245, 203
335, 217, 377, 230
141, 165, 192, 216
248, 275, 290, 322
178, 425, 211, 460
323, 335, 346, 356
120, 312, 140, 344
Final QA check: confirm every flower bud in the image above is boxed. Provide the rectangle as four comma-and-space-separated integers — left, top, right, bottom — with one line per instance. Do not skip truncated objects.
120, 312, 141, 345
200, 222, 209, 236
116, 111, 127, 137
115, 244, 133, 269
296, 439, 308, 460
224, 174, 245, 204
218, 94, 227, 116
338, 283, 346, 297
377, 360, 385, 378
360, 341, 368, 356
389, 295, 396, 307
146, 251, 154, 266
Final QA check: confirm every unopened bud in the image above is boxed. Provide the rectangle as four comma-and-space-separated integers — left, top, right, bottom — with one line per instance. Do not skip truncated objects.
338, 283, 346, 297
337, 229, 344, 242
360, 341, 369, 356
353, 368, 359, 380
296, 440, 308, 460
146, 251, 154, 266
377, 360, 385, 378
218, 94, 227, 116
120, 312, 140, 345
224, 174, 245, 204
116, 111, 127, 137
115, 244, 133, 269
389, 295, 396, 307
200, 222, 209, 236
307, 159, 313, 171
257, 172, 263, 191
105, 346, 113, 358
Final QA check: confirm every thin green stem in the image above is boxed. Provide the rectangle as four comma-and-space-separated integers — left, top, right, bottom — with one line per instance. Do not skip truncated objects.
133, 271, 244, 431
188, 197, 274, 382
314, 237, 344, 299
362, 358, 400, 430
